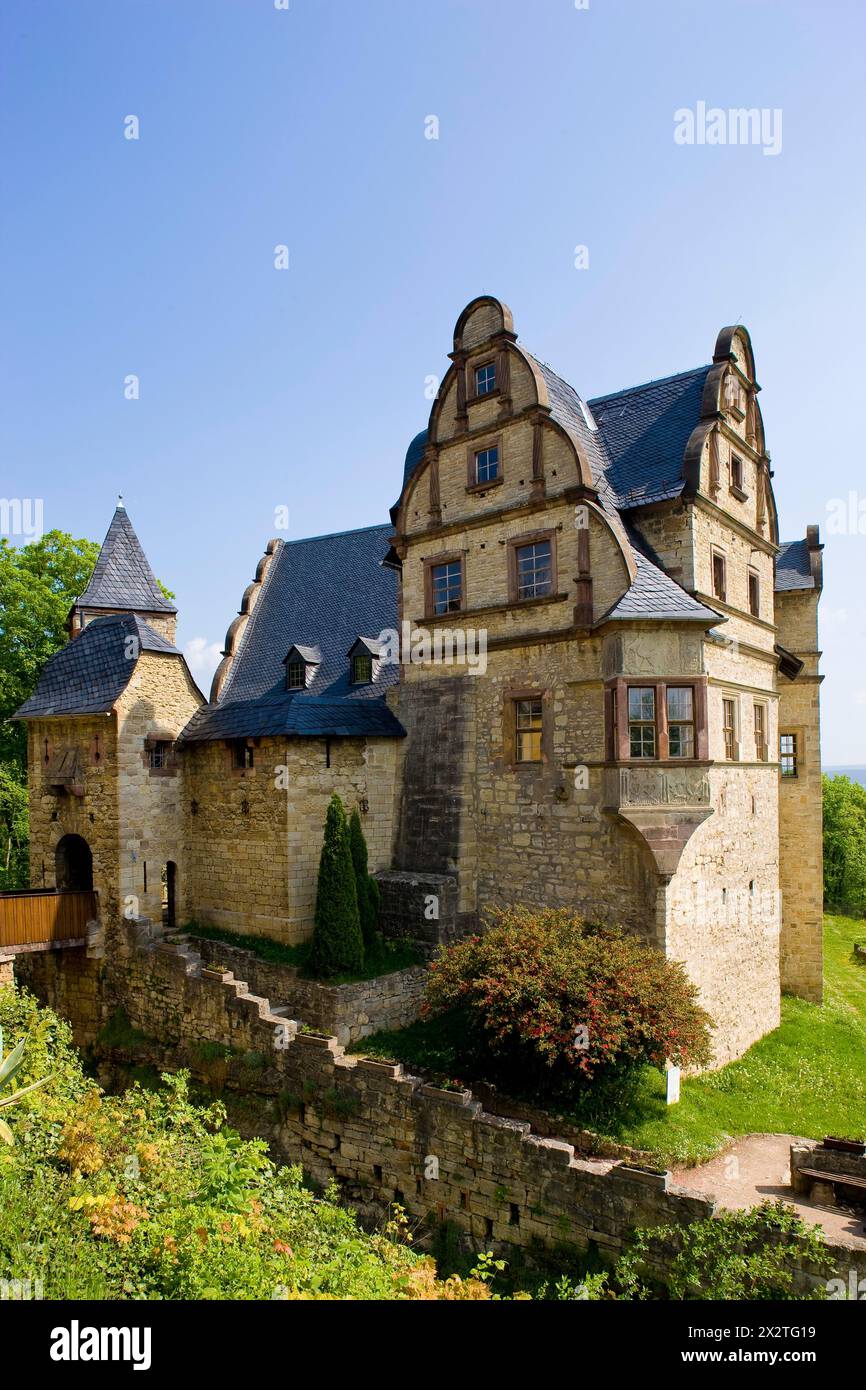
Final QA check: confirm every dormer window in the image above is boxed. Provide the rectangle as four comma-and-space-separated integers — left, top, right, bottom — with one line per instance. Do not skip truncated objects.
347, 637, 380, 685
282, 644, 321, 691
474, 362, 496, 398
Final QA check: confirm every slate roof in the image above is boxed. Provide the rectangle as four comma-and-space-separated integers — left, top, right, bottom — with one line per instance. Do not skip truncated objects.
77, 504, 176, 614
180, 524, 405, 743
775, 539, 816, 591
600, 543, 723, 625
588, 366, 713, 509
13, 614, 180, 719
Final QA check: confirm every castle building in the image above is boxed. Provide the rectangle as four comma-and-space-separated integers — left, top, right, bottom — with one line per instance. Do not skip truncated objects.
15, 296, 824, 1066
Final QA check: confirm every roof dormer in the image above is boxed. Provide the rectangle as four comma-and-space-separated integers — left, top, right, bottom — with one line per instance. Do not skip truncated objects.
283, 644, 321, 690
347, 637, 381, 686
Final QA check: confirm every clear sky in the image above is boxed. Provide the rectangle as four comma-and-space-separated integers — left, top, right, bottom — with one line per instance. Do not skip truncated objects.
1, 0, 863, 762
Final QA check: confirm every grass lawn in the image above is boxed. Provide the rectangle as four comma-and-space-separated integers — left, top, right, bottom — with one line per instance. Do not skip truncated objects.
358, 914, 866, 1168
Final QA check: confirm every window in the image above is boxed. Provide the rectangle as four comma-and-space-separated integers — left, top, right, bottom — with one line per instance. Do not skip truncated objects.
730, 455, 744, 492
474, 362, 496, 397
629, 687, 656, 759
352, 653, 373, 684
286, 660, 306, 690
754, 703, 768, 761
515, 699, 543, 763
748, 569, 760, 618
474, 446, 499, 484
712, 552, 727, 603
515, 539, 553, 600
431, 560, 462, 615
722, 698, 738, 760
780, 732, 798, 778
232, 741, 254, 771
147, 741, 170, 770
667, 687, 695, 759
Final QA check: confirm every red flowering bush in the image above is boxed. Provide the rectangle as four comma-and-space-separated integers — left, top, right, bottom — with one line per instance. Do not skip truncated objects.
423, 908, 712, 1092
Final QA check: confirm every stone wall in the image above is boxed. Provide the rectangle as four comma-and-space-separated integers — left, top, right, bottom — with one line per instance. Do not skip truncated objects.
187, 933, 427, 1046
182, 735, 399, 945
16, 928, 860, 1290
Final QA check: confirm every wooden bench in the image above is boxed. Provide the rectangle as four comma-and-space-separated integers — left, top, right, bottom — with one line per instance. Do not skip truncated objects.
798, 1167, 866, 1204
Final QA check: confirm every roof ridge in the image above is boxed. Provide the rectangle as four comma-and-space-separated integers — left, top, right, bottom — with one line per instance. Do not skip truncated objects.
281, 521, 392, 548
588, 363, 711, 408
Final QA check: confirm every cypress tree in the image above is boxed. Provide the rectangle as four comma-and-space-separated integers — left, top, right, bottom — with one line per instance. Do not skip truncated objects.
308, 794, 364, 977
349, 808, 381, 950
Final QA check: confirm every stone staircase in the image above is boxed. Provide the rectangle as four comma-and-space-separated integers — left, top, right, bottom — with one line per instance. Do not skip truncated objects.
156, 931, 303, 1045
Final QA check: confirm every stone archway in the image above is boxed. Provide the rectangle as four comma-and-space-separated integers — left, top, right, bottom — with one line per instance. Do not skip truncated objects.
54, 834, 93, 892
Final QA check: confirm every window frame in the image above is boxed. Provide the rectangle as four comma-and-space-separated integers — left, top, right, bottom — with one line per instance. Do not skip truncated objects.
351, 652, 374, 685
754, 701, 768, 762
748, 568, 760, 618
472, 360, 497, 400
780, 731, 798, 778
606, 677, 709, 764
666, 685, 696, 760
503, 687, 551, 769
230, 740, 255, 772
423, 552, 465, 619
286, 660, 307, 690
466, 436, 503, 492
722, 695, 739, 762
507, 529, 557, 604
515, 697, 544, 764
712, 549, 727, 603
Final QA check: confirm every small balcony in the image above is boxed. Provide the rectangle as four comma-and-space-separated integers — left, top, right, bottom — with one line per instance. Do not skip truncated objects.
0, 889, 98, 955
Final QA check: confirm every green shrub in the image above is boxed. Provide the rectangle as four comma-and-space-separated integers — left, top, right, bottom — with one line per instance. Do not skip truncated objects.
823, 774, 866, 915
349, 808, 381, 949
616, 1201, 832, 1300
308, 794, 364, 978
423, 907, 713, 1096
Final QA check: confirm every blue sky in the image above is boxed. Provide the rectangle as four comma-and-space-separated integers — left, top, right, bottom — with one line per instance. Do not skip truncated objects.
1, 0, 863, 762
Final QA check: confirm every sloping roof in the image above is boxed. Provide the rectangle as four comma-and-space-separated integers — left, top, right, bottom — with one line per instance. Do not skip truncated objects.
13, 614, 180, 719
76, 504, 176, 614
181, 524, 405, 743
775, 539, 815, 591
588, 366, 712, 508
599, 546, 722, 625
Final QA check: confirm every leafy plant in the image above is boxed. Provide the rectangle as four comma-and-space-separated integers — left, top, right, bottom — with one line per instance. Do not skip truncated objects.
308, 794, 364, 978
824, 774, 866, 915
0, 1024, 50, 1145
423, 907, 712, 1096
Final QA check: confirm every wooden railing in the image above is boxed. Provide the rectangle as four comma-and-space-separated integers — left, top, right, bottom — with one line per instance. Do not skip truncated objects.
0, 890, 98, 952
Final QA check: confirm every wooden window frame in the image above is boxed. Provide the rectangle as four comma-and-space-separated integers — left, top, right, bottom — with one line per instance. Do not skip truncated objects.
712, 549, 727, 603
754, 701, 768, 762
722, 695, 739, 762
351, 653, 374, 685
748, 568, 760, 618
503, 688, 552, 769
780, 730, 799, 778
470, 360, 498, 402
729, 453, 748, 501
507, 529, 557, 605
422, 551, 466, 619
466, 435, 503, 493
286, 660, 307, 690
605, 676, 709, 764
666, 685, 697, 760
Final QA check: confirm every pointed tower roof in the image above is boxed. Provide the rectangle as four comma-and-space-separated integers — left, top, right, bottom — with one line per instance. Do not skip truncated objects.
77, 499, 176, 614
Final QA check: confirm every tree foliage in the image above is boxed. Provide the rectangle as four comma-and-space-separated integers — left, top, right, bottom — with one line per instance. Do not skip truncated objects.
308, 794, 364, 978
823, 774, 866, 915
424, 907, 713, 1092
0, 531, 100, 770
